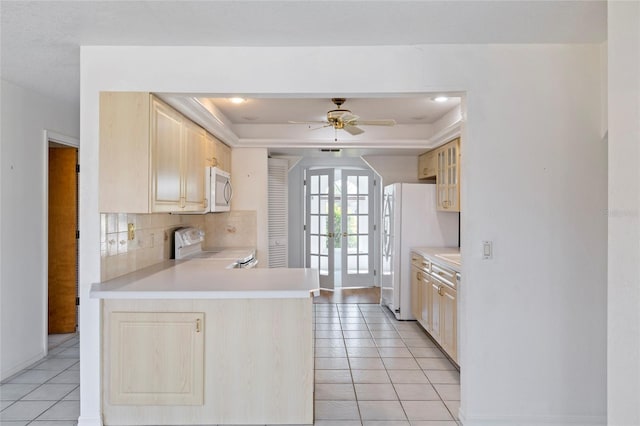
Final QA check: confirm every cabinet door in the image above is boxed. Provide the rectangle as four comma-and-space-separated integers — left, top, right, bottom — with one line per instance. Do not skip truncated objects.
109, 312, 204, 405
215, 139, 232, 173
440, 285, 457, 362
445, 140, 460, 211
418, 151, 436, 179
436, 148, 448, 210
151, 99, 184, 212
183, 120, 207, 211
205, 133, 217, 167
420, 273, 431, 327
430, 281, 442, 342
411, 266, 422, 320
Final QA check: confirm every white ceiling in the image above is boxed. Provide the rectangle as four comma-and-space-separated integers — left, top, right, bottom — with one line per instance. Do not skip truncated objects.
0, 1, 606, 156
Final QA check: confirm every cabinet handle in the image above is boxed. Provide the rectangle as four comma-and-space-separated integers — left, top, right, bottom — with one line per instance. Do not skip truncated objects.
438, 286, 443, 296
195, 318, 201, 333
417, 271, 422, 280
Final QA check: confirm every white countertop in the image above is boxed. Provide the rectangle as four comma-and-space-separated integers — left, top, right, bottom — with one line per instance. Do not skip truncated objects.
90, 259, 320, 300
411, 247, 461, 272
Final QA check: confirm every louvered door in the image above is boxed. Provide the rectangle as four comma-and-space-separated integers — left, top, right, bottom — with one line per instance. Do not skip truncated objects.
268, 158, 289, 267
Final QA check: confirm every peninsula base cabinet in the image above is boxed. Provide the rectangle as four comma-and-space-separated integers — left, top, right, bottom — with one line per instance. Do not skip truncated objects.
102, 298, 313, 425
410, 252, 458, 364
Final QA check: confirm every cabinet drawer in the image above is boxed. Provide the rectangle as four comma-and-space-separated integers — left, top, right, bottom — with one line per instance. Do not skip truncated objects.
411, 252, 430, 272
430, 263, 456, 288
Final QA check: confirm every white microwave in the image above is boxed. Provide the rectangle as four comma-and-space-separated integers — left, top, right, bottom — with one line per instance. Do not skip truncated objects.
207, 167, 232, 212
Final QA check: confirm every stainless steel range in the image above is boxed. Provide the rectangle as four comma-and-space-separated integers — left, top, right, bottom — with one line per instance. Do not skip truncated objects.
173, 227, 257, 268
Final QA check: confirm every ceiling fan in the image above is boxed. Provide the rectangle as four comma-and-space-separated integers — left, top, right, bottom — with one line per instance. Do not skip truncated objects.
289, 98, 396, 136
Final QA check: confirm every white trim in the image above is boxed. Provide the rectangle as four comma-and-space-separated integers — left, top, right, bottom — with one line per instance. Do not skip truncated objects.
427, 120, 462, 148
240, 138, 432, 149
458, 411, 606, 426
43, 129, 80, 354
1, 350, 47, 380
77, 415, 104, 426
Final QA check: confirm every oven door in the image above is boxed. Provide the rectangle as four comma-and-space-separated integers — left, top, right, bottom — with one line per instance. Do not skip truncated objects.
210, 167, 232, 212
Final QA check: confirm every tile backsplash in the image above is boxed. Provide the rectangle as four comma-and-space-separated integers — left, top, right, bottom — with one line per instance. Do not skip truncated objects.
100, 213, 204, 281
100, 211, 257, 281
204, 211, 257, 248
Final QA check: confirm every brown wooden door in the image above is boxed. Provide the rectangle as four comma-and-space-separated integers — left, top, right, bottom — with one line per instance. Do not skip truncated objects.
48, 147, 78, 334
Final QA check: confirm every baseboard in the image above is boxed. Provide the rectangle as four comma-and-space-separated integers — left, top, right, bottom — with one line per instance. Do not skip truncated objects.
458, 410, 606, 426
0, 350, 46, 382
78, 415, 104, 426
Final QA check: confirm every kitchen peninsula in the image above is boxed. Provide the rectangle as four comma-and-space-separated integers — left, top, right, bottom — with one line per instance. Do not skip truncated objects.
90, 261, 319, 426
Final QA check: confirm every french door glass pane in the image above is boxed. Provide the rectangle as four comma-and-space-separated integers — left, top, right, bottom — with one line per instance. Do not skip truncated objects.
358, 176, 368, 193
310, 236, 319, 254
359, 255, 369, 273
358, 197, 369, 214
311, 216, 319, 233
310, 196, 319, 214
347, 176, 358, 194
358, 216, 368, 233
358, 236, 368, 254
311, 175, 319, 194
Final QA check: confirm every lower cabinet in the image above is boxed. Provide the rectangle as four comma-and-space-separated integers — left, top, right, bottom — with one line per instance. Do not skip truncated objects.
108, 312, 204, 405
411, 251, 458, 364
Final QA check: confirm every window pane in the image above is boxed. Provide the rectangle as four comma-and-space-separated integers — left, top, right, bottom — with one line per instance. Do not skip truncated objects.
348, 255, 358, 273
358, 176, 369, 194
311, 175, 319, 194
358, 196, 369, 214
358, 236, 369, 254
347, 216, 357, 234
320, 197, 329, 214
359, 255, 369, 273
320, 215, 328, 234
310, 195, 319, 214
310, 236, 319, 254
358, 215, 368, 234
311, 255, 319, 270
320, 175, 329, 194
347, 196, 358, 214
347, 176, 358, 194
311, 215, 319, 234
348, 236, 358, 254
320, 236, 329, 255
320, 256, 328, 275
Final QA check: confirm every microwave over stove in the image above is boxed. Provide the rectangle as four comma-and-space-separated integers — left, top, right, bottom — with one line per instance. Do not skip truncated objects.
207, 166, 232, 212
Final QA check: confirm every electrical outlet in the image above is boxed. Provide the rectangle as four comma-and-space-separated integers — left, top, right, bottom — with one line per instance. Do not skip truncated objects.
127, 223, 135, 240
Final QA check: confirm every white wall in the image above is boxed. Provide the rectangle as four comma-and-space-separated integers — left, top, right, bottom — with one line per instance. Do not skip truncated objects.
0, 79, 79, 380
230, 148, 269, 267
79, 44, 606, 425
608, 2, 640, 425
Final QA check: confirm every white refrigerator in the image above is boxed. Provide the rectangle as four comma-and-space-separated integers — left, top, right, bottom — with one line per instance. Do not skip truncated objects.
381, 183, 459, 320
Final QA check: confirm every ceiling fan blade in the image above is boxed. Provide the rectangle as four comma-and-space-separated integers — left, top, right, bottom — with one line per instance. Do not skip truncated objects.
309, 124, 333, 131
343, 125, 365, 136
353, 119, 396, 126
340, 113, 359, 124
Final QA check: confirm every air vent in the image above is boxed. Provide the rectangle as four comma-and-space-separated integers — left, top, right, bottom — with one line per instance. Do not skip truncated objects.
320, 148, 341, 152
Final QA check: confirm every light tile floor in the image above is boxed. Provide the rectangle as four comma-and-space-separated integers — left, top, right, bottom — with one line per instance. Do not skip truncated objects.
0, 304, 461, 426
312, 303, 461, 426
0, 333, 79, 426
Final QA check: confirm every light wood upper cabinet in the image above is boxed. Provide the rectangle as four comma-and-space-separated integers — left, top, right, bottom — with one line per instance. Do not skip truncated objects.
436, 138, 461, 212
108, 311, 204, 406
100, 92, 212, 213
418, 150, 437, 179
182, 120, 207, 210
205, 133, 232, 173
151, 98, 184, 211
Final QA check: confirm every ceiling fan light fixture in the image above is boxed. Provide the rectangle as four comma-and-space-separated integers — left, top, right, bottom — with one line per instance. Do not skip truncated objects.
229, 97, 246, 104
433, 96, 449, 103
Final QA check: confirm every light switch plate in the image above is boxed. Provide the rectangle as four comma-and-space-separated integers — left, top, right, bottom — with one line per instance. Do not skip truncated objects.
482, 241, 493, 259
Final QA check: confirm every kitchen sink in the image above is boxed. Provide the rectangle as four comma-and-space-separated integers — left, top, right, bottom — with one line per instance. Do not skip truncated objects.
434, 253, 461, 266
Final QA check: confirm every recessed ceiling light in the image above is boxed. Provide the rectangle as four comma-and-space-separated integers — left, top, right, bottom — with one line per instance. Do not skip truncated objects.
433, 96, 449, 103
229, 97, 246, 104
411, 115, 427, 121
242, 116, 259, 121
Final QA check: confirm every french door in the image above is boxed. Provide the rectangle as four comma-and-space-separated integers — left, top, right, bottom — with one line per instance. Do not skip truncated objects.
305, 168, 374, 289
305, 169, 335, 288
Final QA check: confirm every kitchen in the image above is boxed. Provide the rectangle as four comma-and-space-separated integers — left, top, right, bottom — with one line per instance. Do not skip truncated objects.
92, 90, 463, 424
69, 41, 607, 426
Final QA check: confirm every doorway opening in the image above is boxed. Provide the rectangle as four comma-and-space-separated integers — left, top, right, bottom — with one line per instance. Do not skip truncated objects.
305, 168, 376, 290
48, 142, 79, 335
